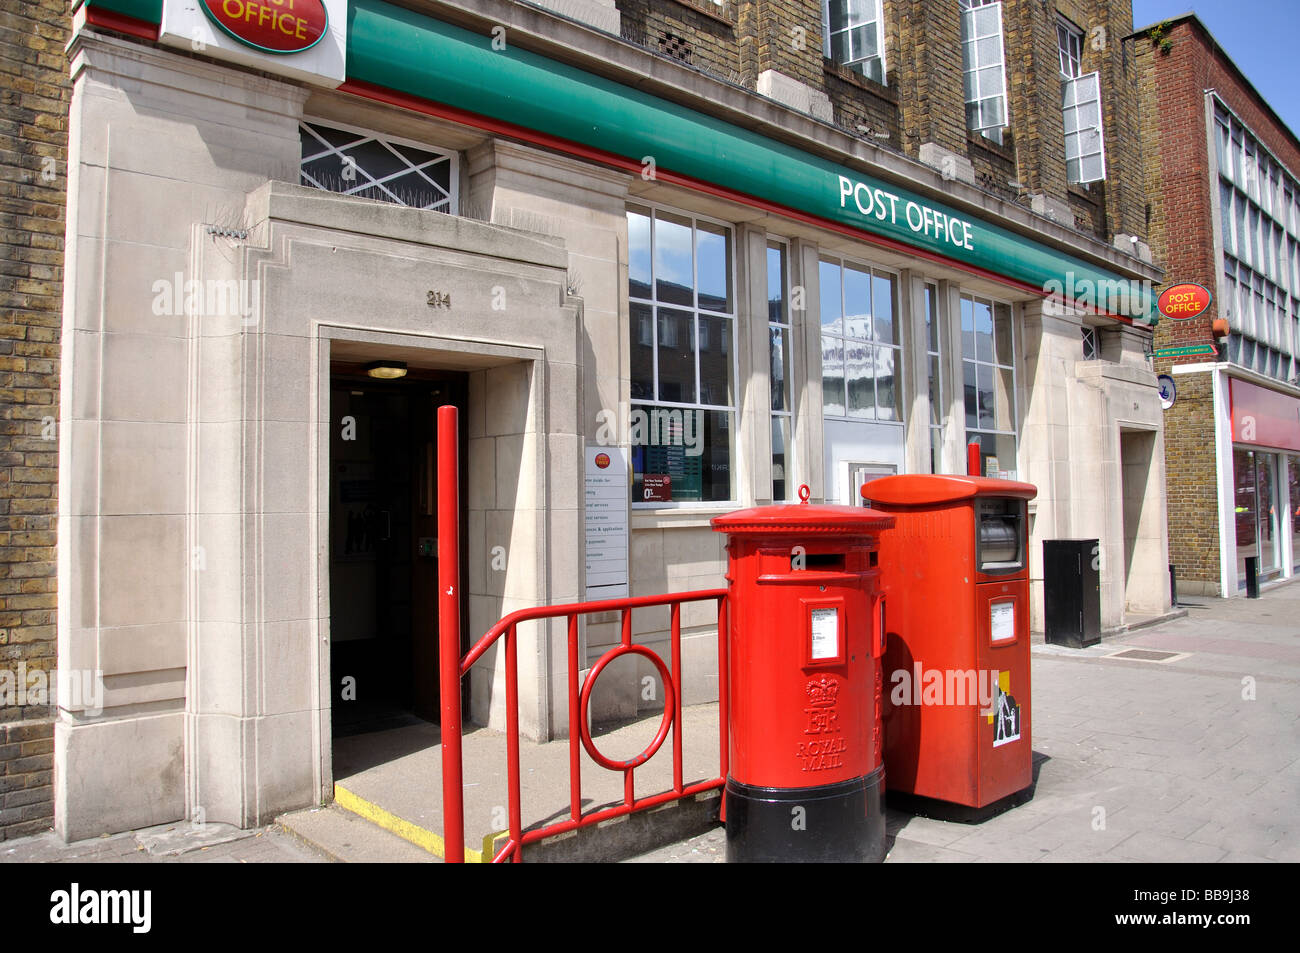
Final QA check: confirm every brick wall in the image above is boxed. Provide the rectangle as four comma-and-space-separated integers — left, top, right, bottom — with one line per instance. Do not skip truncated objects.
617, 0, 744, 84
997, 0, 1146, 238
890, 0, 966, 159
968, 131, 1018, 202
1160, 371, 1222, 588
1068, 183, 1105, 236
1003, 0, 1067, 201
1096, 0, 1145, 239
1131, 23, 1218, 359
822, 65, 898, 147
743, 0, 821, 90
0, 0, 67, 841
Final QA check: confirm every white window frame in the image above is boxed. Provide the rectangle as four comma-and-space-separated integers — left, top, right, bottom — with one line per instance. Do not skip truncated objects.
924, 282, 945, 474
823, 0, 886, 84
1057, 16, 1083, 78
1063, 71, 1106, 184
819, 255, 904, 426
627, 201, 740, 508
961, 292, 1018, 471
960, 0, 1009, 143
299, 119, 458, 213
768, 239, 797, 501
1081, 325, 1099, 361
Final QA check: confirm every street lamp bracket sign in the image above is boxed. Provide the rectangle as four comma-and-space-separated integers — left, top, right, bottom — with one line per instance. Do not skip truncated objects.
1156, 282, 1213, 321
200, 0, 330, 55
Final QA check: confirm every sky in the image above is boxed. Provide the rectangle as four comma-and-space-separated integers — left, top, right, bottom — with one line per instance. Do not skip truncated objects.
1132, 1, 1300, 137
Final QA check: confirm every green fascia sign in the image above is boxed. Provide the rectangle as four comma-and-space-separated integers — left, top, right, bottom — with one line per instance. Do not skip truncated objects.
348, 0, 1153, 322
1154, 345, 1217, 357
76, 0, 1154, 322
76, 0, 163, 22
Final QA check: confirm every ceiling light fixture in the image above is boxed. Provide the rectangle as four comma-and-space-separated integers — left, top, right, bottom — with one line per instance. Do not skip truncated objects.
365, 360, 408, 380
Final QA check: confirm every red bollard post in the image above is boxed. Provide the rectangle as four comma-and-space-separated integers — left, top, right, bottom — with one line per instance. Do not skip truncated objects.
438, 405, 465, 863
967, 441, 982, 477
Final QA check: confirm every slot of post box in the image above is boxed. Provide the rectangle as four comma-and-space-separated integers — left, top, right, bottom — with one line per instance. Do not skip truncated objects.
793, 552, 846, 571
976, 499, 1025, 573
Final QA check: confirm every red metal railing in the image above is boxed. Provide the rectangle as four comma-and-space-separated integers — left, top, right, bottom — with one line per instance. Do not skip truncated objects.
437, 406, 729, 863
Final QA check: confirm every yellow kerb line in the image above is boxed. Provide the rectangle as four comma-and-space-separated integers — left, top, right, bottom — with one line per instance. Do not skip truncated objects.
332, 784, 506, 863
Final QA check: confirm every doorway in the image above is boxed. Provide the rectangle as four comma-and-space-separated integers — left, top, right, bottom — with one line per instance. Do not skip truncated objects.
1119, 428, 1158, 614
328, 367, 468, 739
1233, 447, 1280, 588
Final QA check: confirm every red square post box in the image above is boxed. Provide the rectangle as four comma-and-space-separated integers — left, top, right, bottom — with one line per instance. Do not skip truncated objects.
860, 475, 1037, 814
712, 490, 894, 862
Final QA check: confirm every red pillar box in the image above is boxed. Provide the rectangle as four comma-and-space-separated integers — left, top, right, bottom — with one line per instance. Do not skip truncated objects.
711, 491, 894, 862
860, 475, 1038, 816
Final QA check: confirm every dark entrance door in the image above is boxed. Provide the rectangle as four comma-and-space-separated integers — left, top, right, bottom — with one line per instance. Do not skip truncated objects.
328, 369, 467, 737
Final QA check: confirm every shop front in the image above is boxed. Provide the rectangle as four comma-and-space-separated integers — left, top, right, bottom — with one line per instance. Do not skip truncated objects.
58, 0, 1165, 839
1226, 376, 1300, 590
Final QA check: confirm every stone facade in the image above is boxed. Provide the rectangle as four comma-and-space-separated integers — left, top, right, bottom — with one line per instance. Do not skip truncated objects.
48, 0, 1164, 841
0, 0, 68, 841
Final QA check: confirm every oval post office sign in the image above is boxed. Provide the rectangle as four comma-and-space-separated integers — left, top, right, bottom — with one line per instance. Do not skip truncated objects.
1156, 282, 1213, 321
200, 0, 329, 55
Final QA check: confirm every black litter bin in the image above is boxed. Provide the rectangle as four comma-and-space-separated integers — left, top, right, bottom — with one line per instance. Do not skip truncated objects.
1044, 539, 1101, 648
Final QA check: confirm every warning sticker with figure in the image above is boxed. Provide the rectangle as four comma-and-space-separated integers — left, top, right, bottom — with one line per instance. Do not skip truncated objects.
988, 670, 1022, 747
810, 607, 839, 660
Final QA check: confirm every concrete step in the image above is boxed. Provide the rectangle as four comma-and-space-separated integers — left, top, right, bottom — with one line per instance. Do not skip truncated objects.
277, 803, 439, 864
280, 783, 722, 863
322, 704, 725, 862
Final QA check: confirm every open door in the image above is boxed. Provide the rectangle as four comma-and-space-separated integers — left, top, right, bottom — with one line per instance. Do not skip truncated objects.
410, 385, 464, 721
328, 369, 466, 738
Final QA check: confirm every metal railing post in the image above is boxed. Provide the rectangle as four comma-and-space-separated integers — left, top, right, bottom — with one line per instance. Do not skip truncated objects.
438, 404, 465, 863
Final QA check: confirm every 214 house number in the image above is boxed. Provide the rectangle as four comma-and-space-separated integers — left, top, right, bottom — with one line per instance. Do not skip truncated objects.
427, 290, 451, 309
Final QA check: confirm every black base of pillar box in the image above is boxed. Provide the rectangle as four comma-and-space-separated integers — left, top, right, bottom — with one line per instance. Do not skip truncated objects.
725, 767, 885, 863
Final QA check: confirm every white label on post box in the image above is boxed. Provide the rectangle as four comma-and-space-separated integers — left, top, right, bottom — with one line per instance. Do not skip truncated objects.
810, 607, 839, 660
990, 601, 1015, 643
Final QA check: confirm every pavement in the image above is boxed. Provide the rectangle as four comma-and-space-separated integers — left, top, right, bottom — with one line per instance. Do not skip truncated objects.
632, 583, 1300, 863
0, 820, 322, 864
4, 579, 1298, 863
